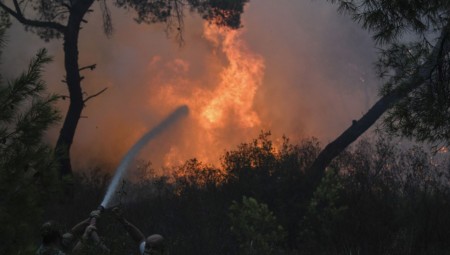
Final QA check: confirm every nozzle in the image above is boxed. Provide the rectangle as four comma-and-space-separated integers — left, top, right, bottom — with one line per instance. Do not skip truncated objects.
89, 205, 104, 226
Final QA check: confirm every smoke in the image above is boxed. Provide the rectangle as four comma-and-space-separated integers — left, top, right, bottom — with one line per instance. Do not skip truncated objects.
3, 0, 378, 173
101, 105, 188, 208
243, 0, 377, 142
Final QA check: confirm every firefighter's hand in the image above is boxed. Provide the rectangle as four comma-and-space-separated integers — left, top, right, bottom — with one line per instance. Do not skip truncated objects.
82, 225, 97, 240
90, 210, 101, 219
86, 225, 97, 234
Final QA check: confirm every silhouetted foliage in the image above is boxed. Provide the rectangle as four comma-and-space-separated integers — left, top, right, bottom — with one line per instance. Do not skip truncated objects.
0, 27, 60, 253
338, 0, 450, 144
116, 0, 248, 29
310, 0, 450, 185
229, 196, 286, 255
34, 132, 450, 255
302, 135, 450, 255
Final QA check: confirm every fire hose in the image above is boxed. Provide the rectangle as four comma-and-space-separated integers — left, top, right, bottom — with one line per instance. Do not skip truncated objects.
89, 205, 105, 226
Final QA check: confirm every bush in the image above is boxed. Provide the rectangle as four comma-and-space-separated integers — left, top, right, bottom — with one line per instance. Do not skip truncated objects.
229, 196, 286, 255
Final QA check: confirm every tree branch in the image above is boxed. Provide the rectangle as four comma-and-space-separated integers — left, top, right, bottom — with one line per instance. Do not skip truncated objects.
0, 167, 39, 206
308, 22, 450, 186
79, 64, 96, 72
0, 0, 66, 32
83, 87, 108, 103
59, 95, 69, 100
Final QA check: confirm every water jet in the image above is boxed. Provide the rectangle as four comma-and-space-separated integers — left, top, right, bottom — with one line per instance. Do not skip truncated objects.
100, 105, 189, 209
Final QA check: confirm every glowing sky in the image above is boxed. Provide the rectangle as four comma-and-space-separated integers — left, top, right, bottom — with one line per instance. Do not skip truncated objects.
3, 0, 378, 172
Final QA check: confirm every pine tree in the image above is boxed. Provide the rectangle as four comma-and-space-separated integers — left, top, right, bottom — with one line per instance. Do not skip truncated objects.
310, 0, 450, 186
0, 20, 60, 254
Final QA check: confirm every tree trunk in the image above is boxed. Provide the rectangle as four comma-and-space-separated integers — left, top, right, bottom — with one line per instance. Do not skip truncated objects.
308, 24, 450, 187
55, 0, 95, 178
308, 90, 402, 184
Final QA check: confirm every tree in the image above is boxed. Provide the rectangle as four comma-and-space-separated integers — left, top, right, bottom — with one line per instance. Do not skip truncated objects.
309, 0, 450, 186
0, 27, 60, 253
300, 169, 348, 254
229, 196, 286, 255
0, 0, 249, 178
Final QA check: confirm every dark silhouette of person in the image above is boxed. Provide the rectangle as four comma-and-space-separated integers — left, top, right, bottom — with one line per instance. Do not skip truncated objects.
113, 207, 166, 255
37, 210, 109, 255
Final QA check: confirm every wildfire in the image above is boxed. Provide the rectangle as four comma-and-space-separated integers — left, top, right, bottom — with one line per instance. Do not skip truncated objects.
149, 22, 265, 167
201, 24, 263, 129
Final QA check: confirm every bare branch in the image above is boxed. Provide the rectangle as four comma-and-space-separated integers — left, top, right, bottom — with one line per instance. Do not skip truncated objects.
0, 0, 66, 32
99, 0, 113, 36
172, 0, 185, 45
79, 64, 96, 72
83, 87, 108, 103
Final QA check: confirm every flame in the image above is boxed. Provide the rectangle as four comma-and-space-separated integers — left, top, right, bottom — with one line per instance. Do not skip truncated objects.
148, 22, 265, 167
201, 24, 263, 129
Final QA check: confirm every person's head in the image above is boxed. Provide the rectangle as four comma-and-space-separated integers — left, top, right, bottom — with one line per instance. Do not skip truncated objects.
61, 232, 75, 251
40, 221, 62, 246
143, 234, 165, 255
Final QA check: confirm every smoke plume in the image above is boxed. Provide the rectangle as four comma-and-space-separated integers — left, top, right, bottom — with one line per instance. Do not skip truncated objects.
3, 0, 377, 173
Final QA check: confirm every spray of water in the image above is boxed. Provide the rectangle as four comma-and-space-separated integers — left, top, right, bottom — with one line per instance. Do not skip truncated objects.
100, 105, 189, 208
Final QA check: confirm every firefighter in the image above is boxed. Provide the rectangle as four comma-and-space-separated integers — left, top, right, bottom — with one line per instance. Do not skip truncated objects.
112, 207, 166, 255
36, 220, 68, 255
37, 210, 109, 255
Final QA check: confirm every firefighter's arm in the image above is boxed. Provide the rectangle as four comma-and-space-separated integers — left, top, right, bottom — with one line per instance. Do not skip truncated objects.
70, 218, 90, 238
113, 207, 145, 244
70, 210, 100, 237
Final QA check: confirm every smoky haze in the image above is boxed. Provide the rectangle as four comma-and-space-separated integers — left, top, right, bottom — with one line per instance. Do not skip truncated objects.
3, 0, 377, 173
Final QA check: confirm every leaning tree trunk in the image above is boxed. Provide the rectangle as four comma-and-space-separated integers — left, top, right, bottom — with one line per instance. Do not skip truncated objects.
308, 23, 450, 188
55, 0, 95, 178
308, 89, 402, 184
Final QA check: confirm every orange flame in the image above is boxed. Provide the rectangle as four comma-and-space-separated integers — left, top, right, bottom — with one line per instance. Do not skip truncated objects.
201, 24, 263, 129
148, 23, 265, 167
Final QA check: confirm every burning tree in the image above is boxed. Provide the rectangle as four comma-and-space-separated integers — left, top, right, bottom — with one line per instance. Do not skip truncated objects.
310, 0, 450, 186
0, 0, 249, 179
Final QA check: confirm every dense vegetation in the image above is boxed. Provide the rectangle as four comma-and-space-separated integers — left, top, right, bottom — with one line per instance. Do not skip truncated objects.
0, 31, 60, 254
39, 132, 450, 255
